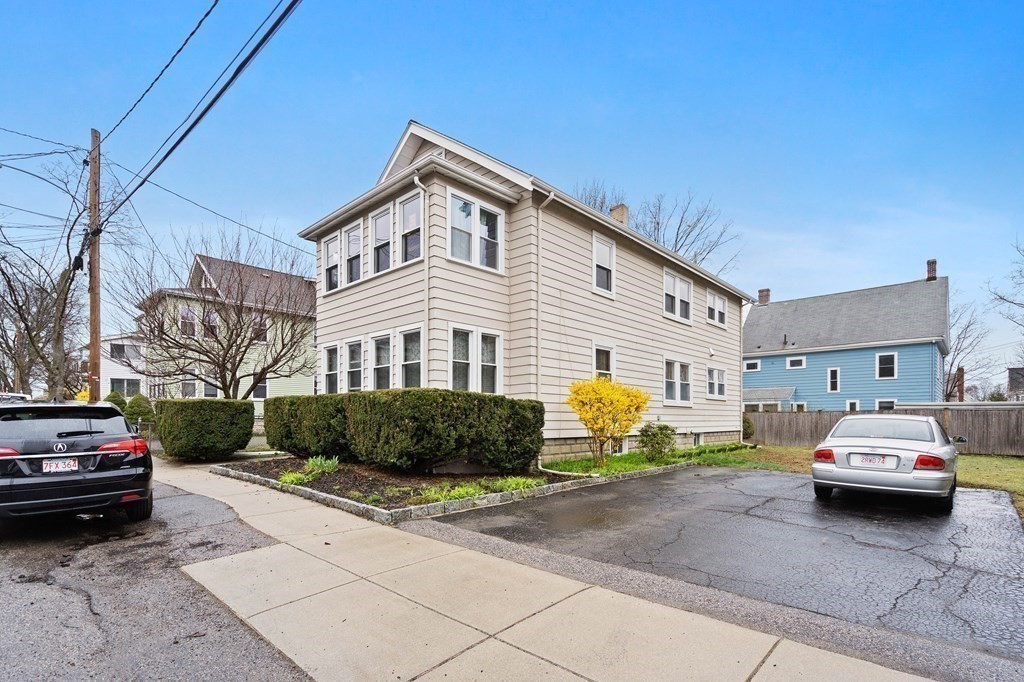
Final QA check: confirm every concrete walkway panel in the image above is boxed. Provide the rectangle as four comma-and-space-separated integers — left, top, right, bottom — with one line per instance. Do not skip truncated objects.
244, 505, 375, 540
752, 640, 924, 681
290, 526, 464, 577
419, 639, 584, 681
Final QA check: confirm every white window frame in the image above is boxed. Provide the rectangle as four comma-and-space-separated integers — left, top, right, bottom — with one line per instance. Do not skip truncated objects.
827, 367, 840, 393
252, 378, 268, 400
663, 357, 693, 407
446, 187, 505, 273
876, 398, 897, 411
706, 290, 727, 328
397, 323, 424, 389
370, 332, 393, 390
791, 402, 807, 412
181, 371, 197, 399
322, 344, 340, 395
876, 352, 898, 380
743, 359, 761, 372
592, 232, 616, 298
253, 313, 269, 344
397, 189, 425, 265
179, 306, 196, 338
447, 323, 503, 394
662, 269, 693, 324
786, 356, 806, 370
592, 340, 616, 379
342, 220, 363, 286
323, 234, 341, 293
847, 400, 860, 412
344, 337, 364, 392
706, 365, 727, 401
202, 310, 218, 340
370, 206, 393, 275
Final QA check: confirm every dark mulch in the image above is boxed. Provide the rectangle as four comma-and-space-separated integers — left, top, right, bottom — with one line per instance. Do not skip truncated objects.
224, 457, 534, 510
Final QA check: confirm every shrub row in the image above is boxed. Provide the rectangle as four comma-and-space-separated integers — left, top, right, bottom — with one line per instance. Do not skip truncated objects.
156, 399, 254, 461
265, 389, 545, 473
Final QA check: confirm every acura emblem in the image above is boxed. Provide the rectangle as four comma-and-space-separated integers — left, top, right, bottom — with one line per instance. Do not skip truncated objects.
53, 442, 68, 453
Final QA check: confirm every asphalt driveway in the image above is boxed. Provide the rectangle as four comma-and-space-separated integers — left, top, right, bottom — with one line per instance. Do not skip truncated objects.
437, 466, 1024, 663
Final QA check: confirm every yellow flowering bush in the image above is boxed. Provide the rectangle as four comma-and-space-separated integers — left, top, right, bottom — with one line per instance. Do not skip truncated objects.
566, 376, 650, 466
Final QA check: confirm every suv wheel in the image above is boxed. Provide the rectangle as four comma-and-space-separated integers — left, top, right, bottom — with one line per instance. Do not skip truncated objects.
124, 497, 153, 522
813, 484, 833, 500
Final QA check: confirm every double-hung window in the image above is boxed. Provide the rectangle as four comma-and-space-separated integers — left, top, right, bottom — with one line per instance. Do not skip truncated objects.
344, 223, 362, 284
324, 235, 340, 292
252, 379, 268, 400
372, 336, 391, 390
399, 193, 422, 263
876, 352, 897, 379
203, 372, 218, 398
253, 314, 269, 343
400, 329, 422, 388
827, 367, 840, 393
449, 325, 502, 393
706, 366, 726, 399
594, 344, 614, 379
180, 307, 196, 337
202, 311, 218, 340
372, 209, 391, 274
593, 233, 615, 296
181, 372, 197, 398
706, 291, 727, 327
324, 346, 339, 394
664, 360, 692, 405
448, 192, 503, 271
346, 340, 363, 391
663, 272, 692, 321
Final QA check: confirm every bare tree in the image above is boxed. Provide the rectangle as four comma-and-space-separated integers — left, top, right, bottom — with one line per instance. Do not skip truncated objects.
573, 180, 740, 275
943, 300, 991, 401
990, 240, 1024, 339
110, 228, 316, 400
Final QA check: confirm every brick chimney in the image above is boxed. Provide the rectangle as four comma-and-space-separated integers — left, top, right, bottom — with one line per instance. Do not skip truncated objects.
758, 288, 770, 305
956, 366, 965, 402
926, 259, 937, 282
609, 203, 629, 227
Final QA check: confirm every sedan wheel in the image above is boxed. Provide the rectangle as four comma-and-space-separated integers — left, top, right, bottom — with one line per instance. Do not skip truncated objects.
936, 477, 956, 514
814, 484, 833, 500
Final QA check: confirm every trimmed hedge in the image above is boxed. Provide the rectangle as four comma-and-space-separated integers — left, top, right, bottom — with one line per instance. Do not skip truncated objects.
124, 393, 155, 423
104, 391, 127, 411
156, 399, 254, 461
263, 389, 544, 473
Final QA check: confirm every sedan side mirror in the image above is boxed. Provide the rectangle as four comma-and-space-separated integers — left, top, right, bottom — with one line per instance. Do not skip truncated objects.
953, 435, 967, 444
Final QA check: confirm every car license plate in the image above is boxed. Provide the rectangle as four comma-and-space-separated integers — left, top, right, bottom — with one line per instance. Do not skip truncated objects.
850, 454, 897, 469
42, 458, 78, 473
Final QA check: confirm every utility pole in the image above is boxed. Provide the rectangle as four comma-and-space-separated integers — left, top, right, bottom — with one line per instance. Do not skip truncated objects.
88, 128, 101, 402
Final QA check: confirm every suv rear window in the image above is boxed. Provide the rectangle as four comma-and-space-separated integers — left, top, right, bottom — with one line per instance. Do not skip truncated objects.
831, 418, 934, 442
0, 407, 130, 440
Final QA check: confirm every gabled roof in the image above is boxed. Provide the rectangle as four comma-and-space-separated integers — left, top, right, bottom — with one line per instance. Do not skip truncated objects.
743, 387, 796, 402
191, 255, 316, 316
744, 277, 949, 356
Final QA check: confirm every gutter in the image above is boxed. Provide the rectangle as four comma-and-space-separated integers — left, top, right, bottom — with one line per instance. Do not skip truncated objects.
535, 191, 555, 401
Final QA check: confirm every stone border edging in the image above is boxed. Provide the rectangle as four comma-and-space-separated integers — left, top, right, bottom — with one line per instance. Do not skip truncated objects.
209, 459, 695, 525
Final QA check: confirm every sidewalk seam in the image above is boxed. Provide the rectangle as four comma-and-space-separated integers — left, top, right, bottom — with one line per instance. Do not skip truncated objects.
744, 637, 782, 682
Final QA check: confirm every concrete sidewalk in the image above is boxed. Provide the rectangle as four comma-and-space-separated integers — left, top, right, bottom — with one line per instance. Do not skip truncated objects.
157, 460, 925, 682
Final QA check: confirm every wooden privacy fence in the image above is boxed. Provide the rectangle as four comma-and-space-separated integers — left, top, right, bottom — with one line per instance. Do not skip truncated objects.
749, 407, 1024, 456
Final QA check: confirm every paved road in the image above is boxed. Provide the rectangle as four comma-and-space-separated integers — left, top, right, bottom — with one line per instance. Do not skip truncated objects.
438, 467, 1024, 662
0, 482, 309, 681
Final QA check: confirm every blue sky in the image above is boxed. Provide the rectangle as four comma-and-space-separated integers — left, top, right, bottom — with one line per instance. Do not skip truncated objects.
1, 1, 1022, 379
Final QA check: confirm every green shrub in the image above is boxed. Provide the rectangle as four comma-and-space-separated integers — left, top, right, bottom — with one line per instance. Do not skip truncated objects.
637, 422, 677, 462
264, 396, 299, 453
742, 414, 755, 440
304, 455, 340, 475
155, 399, 254, 461
414, 482, 487, 503
124, 393, 155, 423
344, 389, 544, 472
482, 476, 545, 493
104, 391, 127, 411
279, 470, 316, 486
294, 395, 352, 460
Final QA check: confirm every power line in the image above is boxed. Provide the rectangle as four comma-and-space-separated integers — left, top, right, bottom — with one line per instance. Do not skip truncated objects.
103, 0, 221, 143
0, 126, 83, 151
0, 202, 66, 221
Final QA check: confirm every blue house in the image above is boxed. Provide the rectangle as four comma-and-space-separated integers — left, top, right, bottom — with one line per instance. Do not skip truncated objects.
742, 261, 949, 412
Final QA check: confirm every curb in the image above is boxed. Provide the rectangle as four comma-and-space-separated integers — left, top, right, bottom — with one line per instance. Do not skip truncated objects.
209, 460, 696, 525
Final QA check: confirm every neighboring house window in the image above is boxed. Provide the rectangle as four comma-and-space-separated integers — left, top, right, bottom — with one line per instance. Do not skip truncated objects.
744, 359, 760, 372
180, 307, 196, 337
876, 352, 898, 379
181, 374, 197, 398
372, 208, 391, 274
663, 271, 692, 322
594, 344, 614, 379
203, 311, 218, 340
876, 399, 896, 411
448, 192, 503, 271
744, 403, 761, 412
253, 314, 269, 343
706, 291, 727, 327
110, 344, 126, 361
203, 373, 218, 398
399, 193, 422, 263
791, 402, 807, 412
252, 379, 268, 400
706, 367, 726, 399
786, 356, 806, 370
401, 329, 421, 388
324, 235, 340, 292
664, 360, 692, 405
346, 340, 363, 392
373, 336, 391, 390
344, 223, 362, 284
827, 367, 840, 393
324, 346, 339, 394
847, 400, 859, 412
110, 379, 140, 397
593, 233, 615, 296
449, 326, 502, 393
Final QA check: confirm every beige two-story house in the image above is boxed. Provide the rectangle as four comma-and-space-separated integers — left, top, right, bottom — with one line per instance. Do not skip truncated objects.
299, 122, 751, 454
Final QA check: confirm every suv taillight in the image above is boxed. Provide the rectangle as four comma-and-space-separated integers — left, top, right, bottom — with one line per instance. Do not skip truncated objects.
98, 439, 148, 455
0, 447, 19, 458
914, 454, 946, 471
813, 448, 835, 464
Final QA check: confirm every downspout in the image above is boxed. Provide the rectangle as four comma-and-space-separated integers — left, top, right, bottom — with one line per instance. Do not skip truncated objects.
414, 173, 429, 385
536, 191, 557, 472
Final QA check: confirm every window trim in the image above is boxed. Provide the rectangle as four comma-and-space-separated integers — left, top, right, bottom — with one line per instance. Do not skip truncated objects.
322, 344, 341, 395
592, 340, 616, 379
179, 306, 196, 338
343, 337, 364, 393
786, 356, 806, 370
181, 371, 198, 399
396, 188, 425, 265
323, 233, 341, 293
743, 359, 761, 372
592, 232, 616, 299
876, 398, 897, 411
445, 187, 505, 274
847, 400, 860, 412
342, 219, 363, 286
706, 365, 727, 401
253, 313, 270, 344
397, 323, 424, 389
251, 378, 268, 401
370, 205, 393, 275
447, 323, 503, 393
791, 402, 807, 413
662, 269, 693, 324
370, 333, 393, 390
705, 289, 727, 329
663, 356, 693, 407
827, 367, 840, 393
876, 352, 898, 380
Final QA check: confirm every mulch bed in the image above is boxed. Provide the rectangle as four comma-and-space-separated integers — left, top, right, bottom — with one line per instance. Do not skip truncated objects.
223, 457, 534, 510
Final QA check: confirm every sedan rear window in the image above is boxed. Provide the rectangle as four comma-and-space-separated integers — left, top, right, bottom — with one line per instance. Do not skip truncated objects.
831, 418, 934, 442
0, 407, 130, 440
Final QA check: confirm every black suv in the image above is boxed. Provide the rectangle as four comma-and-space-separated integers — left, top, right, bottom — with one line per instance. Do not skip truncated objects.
0, 402, 153, 521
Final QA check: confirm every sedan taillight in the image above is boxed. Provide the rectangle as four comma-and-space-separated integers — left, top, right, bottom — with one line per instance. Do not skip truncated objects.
0, 447, 19, 458
98, 439, 148, 455
914, 454, 946, 471
813, 448, 835, 463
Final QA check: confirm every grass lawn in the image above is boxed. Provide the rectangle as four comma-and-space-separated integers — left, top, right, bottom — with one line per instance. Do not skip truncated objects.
744, 446, 1024, 518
